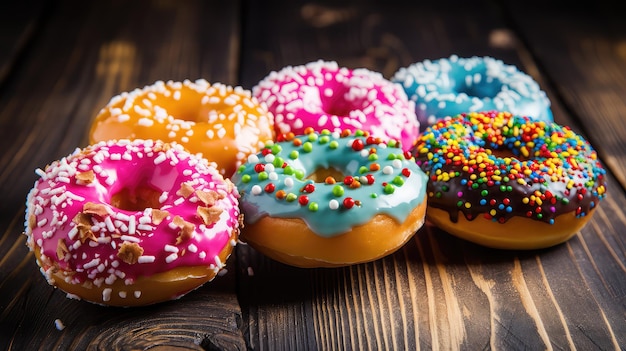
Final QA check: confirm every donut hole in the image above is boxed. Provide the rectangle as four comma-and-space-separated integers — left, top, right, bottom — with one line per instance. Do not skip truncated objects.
488, 147, 530, 161
306, 167, 346, 183
455, 77, 503, 99
319, 86, 365, 117
110, 186, 163, 211
154, 93, 210, 123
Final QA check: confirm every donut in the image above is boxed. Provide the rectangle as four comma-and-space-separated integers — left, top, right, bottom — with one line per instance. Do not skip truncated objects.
392, 55, 554, 130
24, 139, 241, 306
414, 111, 607, 249
253, 60, 420, 151
231, 128, 428, 267
88, 79, 274, 177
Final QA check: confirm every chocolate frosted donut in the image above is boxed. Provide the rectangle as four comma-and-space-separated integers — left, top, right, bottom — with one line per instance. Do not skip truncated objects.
414, 111, 606, 249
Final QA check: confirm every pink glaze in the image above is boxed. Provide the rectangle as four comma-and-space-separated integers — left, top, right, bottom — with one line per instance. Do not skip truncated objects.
24, 139, 239, 301
253, 60, 420, 151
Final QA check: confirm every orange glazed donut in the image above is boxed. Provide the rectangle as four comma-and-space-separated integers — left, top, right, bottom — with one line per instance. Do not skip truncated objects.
414, 111, 607, 249
232, 129, 428, 268
24, 139, 241, 306
89, 79, 274, 177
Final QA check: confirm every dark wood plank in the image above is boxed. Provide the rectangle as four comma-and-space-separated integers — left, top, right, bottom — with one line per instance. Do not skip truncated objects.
0, 0, 48, 85
0, 1, 245, 350
1, 0, 625, 350
502, 0, 626, 190
238, 0, 626, 349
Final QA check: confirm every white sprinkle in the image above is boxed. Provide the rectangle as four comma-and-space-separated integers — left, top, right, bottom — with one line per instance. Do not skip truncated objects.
247, 266, 255, 276
247, 154, 259, 163
188, 243, 198, 253
137, 224, 153, 231
104, 216, 115, 232
102, 288, 112, 302
54, 319, 65, 331
153, 153, 167, 165
65, 192, 85, 202
138, 255, 155, 263
83, 258, 101, 269
110, 153, 122, 161
139, 215, 152, 224
165, 253, 178, 263
284, 177, 294, 188
115, 212, 131, 221
329, 199, 339, 210
164, 244, 179, 253
382, 165, 394, 175
159, 191, 168, 203
120, 235, 140, 243
119, 291, 127, 298
66, 293, 81, 300
251, 185, 262, 195
137, 118, 154, 127
128, 216, 136, 235
392, 159, 402, 169
105, 274, 117, 285
134, 291, 142, 298
67, 227, 78, 240
214, 255, 223, 268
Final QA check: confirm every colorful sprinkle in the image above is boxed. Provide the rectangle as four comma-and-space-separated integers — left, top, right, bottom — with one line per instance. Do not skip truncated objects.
414, 111, 606, 225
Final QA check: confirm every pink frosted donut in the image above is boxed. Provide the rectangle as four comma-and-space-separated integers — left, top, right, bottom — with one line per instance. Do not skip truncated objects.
253, 60, 420, 150
24, 139, 241, 306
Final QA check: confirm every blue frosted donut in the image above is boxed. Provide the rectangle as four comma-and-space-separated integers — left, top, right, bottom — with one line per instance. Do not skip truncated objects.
231, 128, 429, 267
392, 55, 553, 130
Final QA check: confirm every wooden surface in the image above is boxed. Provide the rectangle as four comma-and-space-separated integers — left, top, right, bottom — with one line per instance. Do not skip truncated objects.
1, 0, 625, 350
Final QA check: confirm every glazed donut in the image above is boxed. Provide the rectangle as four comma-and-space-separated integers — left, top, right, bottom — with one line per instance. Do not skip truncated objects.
24, 139, 241, 306
231, 128, 428, 267
392, 55, 553, 130
89, 79, 274, 177
414, 111, 607, 249
253, 60, 420, 151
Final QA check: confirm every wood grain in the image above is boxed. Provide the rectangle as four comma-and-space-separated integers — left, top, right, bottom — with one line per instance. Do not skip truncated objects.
0, 1, 245, 350
0, 0, 625, 350
503, 0, 626, 190
237, 0, 626, 349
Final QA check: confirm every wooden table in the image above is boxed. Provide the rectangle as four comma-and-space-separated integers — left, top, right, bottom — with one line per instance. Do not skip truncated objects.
1, 1, 625, 350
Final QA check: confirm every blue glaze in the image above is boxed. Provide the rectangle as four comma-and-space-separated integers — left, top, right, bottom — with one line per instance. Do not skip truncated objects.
392, 55, 553, 130
231, 130, 428, 237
